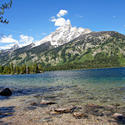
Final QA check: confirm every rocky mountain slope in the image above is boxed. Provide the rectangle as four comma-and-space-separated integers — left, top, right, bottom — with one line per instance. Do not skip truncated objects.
39, 31, 125, 69
0, 31, 125, 70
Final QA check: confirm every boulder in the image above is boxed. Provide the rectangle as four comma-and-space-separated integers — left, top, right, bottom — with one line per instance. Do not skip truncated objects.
0, 88, 12, 96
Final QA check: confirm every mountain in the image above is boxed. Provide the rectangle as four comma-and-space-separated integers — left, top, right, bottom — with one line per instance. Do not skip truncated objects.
0, 41, 53, 65
0, 21, 91, 65
0, 44, 19, 63
0, 31, 125, 70
38, 31, 125, 69
35, 20, 91, 47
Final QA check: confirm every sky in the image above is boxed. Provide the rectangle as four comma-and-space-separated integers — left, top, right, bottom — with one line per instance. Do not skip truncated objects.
0, 0, 125, 49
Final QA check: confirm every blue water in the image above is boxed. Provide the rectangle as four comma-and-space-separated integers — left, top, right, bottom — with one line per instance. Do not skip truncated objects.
0, 67, 125, 105
0, 67, 125, 87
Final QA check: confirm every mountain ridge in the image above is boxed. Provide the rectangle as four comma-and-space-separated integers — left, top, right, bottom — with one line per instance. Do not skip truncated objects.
0, 30, 125, 71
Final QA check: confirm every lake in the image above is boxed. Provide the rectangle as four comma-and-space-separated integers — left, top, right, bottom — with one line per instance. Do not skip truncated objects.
0, 67, 125, 105
0, 68, 125, 125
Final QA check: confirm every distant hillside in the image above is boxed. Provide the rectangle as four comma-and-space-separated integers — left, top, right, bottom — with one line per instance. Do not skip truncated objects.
0, 31, 125, 70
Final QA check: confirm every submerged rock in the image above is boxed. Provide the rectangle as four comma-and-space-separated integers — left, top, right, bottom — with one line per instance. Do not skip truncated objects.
39, 117, 53, 123
54, 106, 76, 113
103, 111, 113, 116
30, 100, 56, 107
73, 112, 88, 119
40, 100, 56, 105
85, 104, 104, 109
49, 111, 61, 116
113, 113, 125, 120
0, 88, 12, 96
30, 102, 38, 106
85, 104, 104, 116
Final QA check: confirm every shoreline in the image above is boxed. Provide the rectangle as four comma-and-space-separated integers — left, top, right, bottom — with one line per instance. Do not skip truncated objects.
0, 66, 125, 75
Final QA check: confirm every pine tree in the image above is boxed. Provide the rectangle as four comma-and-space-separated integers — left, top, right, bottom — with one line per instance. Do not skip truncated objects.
0, 65, 4, 74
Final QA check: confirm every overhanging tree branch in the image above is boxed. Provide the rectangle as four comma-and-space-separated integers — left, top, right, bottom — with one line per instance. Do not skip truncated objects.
0, 0, 12, 24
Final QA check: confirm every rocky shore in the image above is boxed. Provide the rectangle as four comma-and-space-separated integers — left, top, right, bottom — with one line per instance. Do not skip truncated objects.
0, 85, 125, 125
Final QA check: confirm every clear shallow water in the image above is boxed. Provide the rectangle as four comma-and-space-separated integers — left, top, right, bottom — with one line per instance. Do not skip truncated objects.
0, 67, 125, 105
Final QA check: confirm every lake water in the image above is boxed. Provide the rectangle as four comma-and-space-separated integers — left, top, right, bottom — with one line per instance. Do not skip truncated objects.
0, 67, 125, 105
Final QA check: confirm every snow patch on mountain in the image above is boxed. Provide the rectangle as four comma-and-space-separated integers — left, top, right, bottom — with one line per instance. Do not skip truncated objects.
35, 20, 91, 47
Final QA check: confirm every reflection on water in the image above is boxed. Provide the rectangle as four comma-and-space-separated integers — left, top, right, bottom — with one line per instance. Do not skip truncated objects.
0, 67, 125, 105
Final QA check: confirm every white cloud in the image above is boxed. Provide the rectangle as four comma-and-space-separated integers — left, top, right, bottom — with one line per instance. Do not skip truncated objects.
52, 18, 66, 26
0, 34, 35, 50
51, 17, 71, 27
19, 35, 34, 47
0, 35, 18, 44
0, 35, 18, 50
57, 9, 68, 17
0, 44, 15, 50
50, 9, 71, 27
51, 16, 56, 22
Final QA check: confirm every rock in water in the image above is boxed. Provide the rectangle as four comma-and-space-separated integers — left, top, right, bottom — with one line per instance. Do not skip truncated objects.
54, 106, 76, 113
73, 112, 88, 119
0, 88, 12, 96
40, 100, 56, 105
113, 113, 125, 120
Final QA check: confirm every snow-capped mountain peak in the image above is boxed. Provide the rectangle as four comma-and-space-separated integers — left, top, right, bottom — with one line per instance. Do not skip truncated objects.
36, 21, 91, 47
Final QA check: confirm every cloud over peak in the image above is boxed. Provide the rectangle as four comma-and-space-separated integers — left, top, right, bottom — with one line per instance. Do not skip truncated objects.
50, 9, 71, 27
51, 17, 70, 27
57, 9, 68, 17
